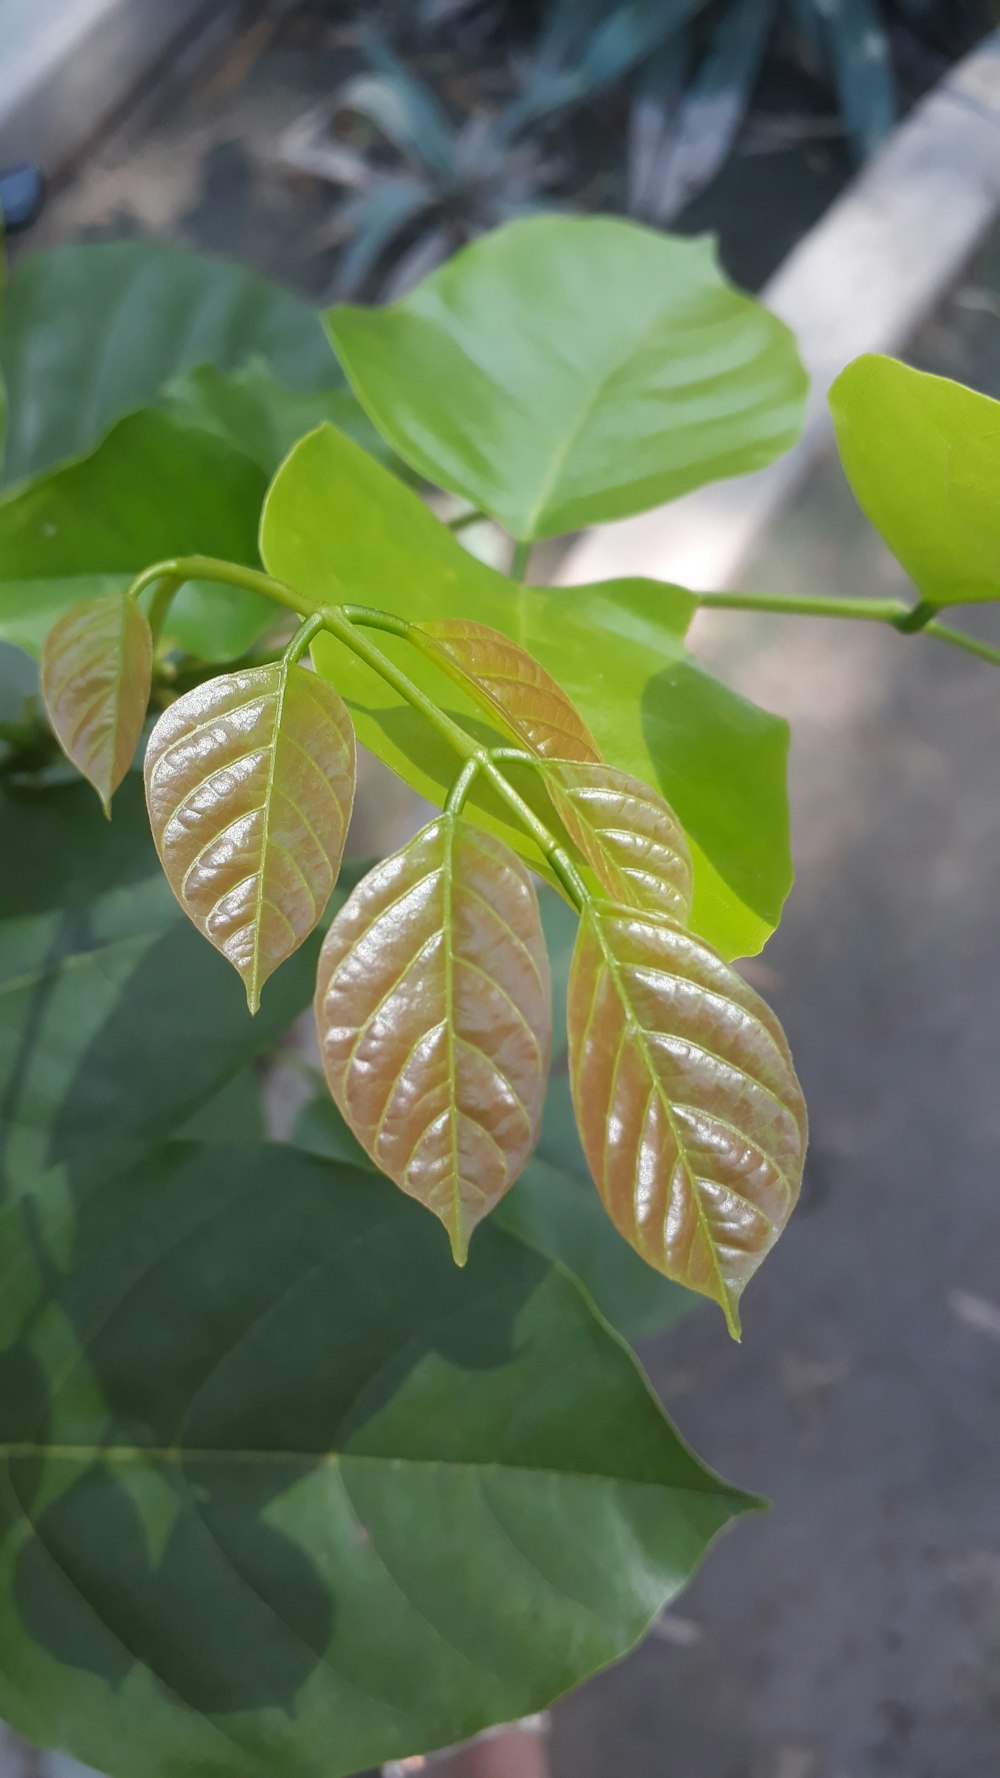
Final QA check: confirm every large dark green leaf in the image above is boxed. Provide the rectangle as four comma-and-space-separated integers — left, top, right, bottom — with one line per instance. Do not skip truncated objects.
0, 1140, 755, 1777
0, 777, 321, 1185
0, 410, 272, 662
327, 215, 807, 541
0, 240, 336, 486
261, 424, 791, 959
830, 354, 1000, 607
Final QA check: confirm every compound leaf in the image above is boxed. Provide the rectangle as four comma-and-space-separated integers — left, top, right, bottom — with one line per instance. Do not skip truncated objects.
40, 594, 152, 814
414, 617, 601, 762
328, 215, 807, 540
830, 354, 1000, 606
145, 661, 356, 1011
0, 1141, 756, 1778
544, 760, 694, 924
315, 814, 551, 1261
568, 903, 807, 1336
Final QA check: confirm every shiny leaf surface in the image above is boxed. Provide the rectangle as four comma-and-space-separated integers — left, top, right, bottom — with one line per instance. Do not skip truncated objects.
830, 354, 1000, 606
0, 239, 336, 484
145, 661, 356, 1011
315, 815, 551, 1261
262, 424, 792, 959
0, 410, 271, 663
0, 1141, 755, 1778
568, 903, 807, 1336
414, 617, 601, 762
544, 760, 694, 924
40, 595, 152, 813
328, 216, 808, 540
0, 778, 326, 1186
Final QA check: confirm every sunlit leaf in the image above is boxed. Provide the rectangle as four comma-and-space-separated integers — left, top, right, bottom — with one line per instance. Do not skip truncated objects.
0, 1141, 756, 1778
328, 215, 807, 540
830, 354, 1000, 607
145, 660, 356, 1012
544, 760, 694, 924
40, 595, 151, 814
315, 814, 551, 1261
262, 423, 792, 960
414, 617, 601, 762
568, 902, 807, 1336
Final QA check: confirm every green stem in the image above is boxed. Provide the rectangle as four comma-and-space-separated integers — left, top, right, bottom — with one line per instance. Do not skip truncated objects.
924, 620, 1000, 669
511, 539, 531, 582
696, 587, 1000, 668
285, 613, 326, 665
126, 555, 315, 620
447, 509, 486, 534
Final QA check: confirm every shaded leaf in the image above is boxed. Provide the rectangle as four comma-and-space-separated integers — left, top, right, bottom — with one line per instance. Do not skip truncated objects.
830, 354, 1000, 607
649, 0, 776, 221
0, 409, 271, 663
0, 1140, 755, 1777
40, 595, 152, 814
315, 814, 551, 1260
817, 0, 895, 162
161, 360, 410, 477
568, 902, 806, 1336
0, 239, 336, 485
262, 423, 791, 960
0, 778, 326, 1186
414, 616, 601, 761
544, 760, 694, 924
145, 660, 356, 1012
328, 215, 807, 540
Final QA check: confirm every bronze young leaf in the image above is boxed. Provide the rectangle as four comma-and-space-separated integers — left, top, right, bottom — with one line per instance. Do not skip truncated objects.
40, 594, 153, 814
543, 759, 694, 924
568, 904, 806, 1337
145, 659, 356, 1011
414, 617, 601, 762
315, 813, 552, 1262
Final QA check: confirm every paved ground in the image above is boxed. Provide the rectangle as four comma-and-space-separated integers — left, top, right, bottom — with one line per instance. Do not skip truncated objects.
5, 15, 1000, 1778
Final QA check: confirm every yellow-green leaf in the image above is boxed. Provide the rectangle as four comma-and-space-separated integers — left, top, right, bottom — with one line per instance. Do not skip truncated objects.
145, 660, 355, 1011
544, 760, 694, 924
567, 903, 806, 1336
414, 617, 601, 762
40, 593, 152, 813
315, 814, 551, 1262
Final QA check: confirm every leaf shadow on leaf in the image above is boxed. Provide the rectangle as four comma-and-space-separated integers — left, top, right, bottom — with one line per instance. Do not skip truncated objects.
0, 1144, 541, 1717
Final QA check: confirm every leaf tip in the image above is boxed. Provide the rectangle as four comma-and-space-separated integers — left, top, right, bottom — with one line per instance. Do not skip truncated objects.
447, 1221, 470, 1268
722, 1294, 742, 1343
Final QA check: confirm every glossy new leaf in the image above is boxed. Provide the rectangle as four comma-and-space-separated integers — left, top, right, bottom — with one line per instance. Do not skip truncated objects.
262, 423, 792, 960
830, 354, 1000, 606
145, 660, 356, 1012
414, 617, 601, 762
315, 814, 551, 1260
40, 594, 152, 813
0, 1141, 755, 1778
568, 903, 807, 1336
328, 215, 807, 540
544, 760, 694, 924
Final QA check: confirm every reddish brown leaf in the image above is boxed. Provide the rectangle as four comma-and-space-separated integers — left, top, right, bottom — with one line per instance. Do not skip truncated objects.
315, 813, 551, 1261
568, 903, 806, 1336
544, 759, 693, 923
415, 617, 601, 762
145, 659, 356, 1010
41, 595, 152, 813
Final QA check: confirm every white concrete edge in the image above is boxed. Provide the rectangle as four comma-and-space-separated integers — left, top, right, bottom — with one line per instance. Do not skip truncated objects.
0, 0, 215, 175
559, 30, 1000, 592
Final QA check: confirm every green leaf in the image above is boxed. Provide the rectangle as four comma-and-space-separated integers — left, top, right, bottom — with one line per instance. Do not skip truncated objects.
315, 815, 552, 1262
567, 902, 807, 1337
0, 1140, 756, 1777
145, 660, 357, 1012
0, 240, 336, 486
261, 425, 792, 959
327, 215, 807, 540
0, 409, 272, 662
162, 360, 410, 478
41, 595, 152, 814
0, 777, 322, 1186
829, 354, 1000, 607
